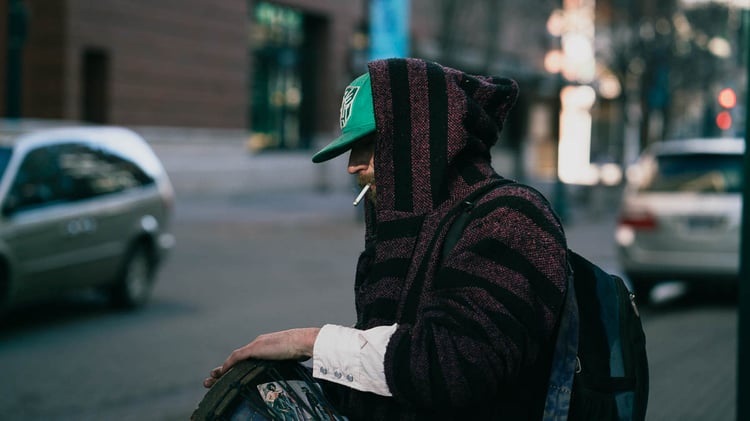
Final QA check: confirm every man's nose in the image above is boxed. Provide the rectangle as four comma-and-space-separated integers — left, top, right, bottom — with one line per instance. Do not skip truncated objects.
347, 162, 367, 174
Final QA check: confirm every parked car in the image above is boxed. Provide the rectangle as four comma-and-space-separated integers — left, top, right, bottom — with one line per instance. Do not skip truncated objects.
615, 137, 743, 295
0, 125, 175, 312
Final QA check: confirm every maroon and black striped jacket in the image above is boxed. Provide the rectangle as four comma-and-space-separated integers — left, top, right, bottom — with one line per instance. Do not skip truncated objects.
325, 58, 570, 420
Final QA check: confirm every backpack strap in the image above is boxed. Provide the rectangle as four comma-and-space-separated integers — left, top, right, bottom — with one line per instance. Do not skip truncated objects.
440, 200, 475, 263
438, 179, 579, 420
542, 265, 579, 421
440, 178, 514, 264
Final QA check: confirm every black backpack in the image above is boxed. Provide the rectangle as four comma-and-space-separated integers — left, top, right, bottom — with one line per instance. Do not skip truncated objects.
442, 184, 649, 421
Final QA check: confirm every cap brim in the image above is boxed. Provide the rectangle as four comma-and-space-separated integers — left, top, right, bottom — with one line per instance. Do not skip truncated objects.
311, 127, 375, 163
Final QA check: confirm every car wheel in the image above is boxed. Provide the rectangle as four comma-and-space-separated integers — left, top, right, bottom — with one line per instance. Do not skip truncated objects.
110, 242, 155, 309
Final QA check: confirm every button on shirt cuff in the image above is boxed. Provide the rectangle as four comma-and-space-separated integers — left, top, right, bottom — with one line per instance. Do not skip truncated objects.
312, 323, 396, 397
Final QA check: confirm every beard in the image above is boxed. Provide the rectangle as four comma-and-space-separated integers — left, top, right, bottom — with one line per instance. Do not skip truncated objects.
357, 173, 374, 189
357, 174, 376, 204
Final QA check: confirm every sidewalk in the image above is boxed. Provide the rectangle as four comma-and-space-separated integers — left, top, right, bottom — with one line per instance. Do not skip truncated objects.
143, 130, 351, 200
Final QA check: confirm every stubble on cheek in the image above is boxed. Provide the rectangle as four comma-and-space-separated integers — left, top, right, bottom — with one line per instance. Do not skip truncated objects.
357, 173, 375, 189
356, 174, 376, 203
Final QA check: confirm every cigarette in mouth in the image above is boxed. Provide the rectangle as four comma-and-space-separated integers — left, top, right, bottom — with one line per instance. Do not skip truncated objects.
353, 183, 371, 206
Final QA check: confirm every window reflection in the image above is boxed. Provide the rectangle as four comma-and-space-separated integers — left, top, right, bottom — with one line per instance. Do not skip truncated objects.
8, 141, 154, 212
639, 153, 743, 194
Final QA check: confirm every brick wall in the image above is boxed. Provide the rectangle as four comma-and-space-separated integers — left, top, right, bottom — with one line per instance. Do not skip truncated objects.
4, 0, 365, 135
65, 0, 248, 128
23, 0, 66, 119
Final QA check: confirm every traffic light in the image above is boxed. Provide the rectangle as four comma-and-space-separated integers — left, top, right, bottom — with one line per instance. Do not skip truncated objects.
718, 88, 737, 108
716, 87, 736, 131
716, 111, 732, 131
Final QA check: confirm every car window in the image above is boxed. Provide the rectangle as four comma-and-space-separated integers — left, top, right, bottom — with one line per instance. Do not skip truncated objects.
638, 153, 743, 193
5, 142, 156, 213
57, 143, 155, 199
0, 147, 13, 179
6, 145, 67, 211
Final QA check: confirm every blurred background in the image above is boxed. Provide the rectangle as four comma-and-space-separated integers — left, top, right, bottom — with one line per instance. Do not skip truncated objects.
2, 0, 746, 171
0, 0, 746, 420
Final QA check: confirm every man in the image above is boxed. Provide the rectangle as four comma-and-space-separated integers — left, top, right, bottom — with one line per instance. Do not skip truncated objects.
204, 58, 570, 419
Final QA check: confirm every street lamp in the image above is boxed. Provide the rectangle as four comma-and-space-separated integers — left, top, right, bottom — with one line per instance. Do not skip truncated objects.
545, 0, 597, 220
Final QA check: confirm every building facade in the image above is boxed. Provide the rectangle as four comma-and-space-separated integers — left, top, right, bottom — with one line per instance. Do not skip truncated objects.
3, 0, 745, 169
1, 0, 366, 150
245, 0, 366, 150
2, 0, 560, 158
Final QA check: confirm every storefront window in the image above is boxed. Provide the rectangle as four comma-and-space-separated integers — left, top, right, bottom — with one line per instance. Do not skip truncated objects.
248, 2, 304, 150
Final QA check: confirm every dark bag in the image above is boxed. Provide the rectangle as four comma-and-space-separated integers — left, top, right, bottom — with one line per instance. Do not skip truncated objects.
192, 359, 345, 420
441, 185, 649, 421
550, 251, 650, 421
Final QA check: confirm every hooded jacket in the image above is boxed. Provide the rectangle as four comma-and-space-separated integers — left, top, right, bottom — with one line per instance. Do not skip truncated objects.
327, 58, 570, 420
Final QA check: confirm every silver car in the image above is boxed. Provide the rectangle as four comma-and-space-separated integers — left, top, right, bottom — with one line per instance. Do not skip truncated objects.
615, 137, 743, 295
0, 126, 175, 312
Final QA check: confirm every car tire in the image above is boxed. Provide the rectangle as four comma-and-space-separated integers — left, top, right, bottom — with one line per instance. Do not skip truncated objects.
110, 242, 155, 309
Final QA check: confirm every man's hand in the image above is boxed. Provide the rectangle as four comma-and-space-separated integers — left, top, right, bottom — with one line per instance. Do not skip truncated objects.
203, 327, 320, 388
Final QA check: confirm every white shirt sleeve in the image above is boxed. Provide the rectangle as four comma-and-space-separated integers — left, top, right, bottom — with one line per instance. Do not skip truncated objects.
312, 323, 397, 397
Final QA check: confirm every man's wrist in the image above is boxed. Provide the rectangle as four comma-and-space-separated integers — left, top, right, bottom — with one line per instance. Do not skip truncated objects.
303, 327, 321, 358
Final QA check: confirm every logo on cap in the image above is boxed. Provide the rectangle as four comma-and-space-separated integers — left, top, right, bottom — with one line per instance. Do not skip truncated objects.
340, 85, 360, 129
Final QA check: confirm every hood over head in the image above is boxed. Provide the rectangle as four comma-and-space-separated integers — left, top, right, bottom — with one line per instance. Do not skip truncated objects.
366, 58, 519, 223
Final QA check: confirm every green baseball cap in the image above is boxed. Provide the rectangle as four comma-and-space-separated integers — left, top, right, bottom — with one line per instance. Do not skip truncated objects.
312, 72, 376, 163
